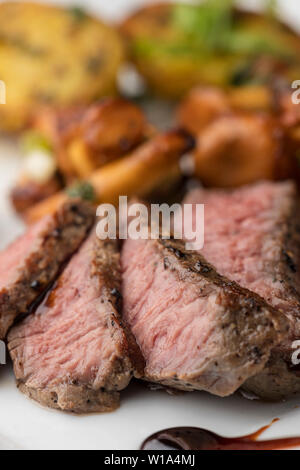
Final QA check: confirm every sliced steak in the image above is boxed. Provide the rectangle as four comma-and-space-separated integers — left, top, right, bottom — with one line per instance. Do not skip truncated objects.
8, 232, 142, 413
121, 237, 286, 397
0, 200, 94, 339
183, 180, 300, 399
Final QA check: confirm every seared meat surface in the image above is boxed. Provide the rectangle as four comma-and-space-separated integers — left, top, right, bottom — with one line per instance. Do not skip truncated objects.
121, 238, 286, 397
8, 233, 141, 413
0, 200, 94, 339
183, 181, 300, 399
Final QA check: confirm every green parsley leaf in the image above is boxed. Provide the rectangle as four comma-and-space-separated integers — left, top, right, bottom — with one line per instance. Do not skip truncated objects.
66, 181, 95, 202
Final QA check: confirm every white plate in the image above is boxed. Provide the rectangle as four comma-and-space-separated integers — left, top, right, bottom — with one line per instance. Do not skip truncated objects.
1, 0, 300, 451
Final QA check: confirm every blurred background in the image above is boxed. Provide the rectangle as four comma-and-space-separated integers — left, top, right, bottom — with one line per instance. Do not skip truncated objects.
2, 0, 300, 248
18, 1, 300, 26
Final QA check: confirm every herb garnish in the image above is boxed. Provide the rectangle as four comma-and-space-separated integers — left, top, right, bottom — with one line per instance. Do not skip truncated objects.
172, 0, 234, 54
66, 181, 95, 202
134, 0, 291, 61
172, 0, 288, 57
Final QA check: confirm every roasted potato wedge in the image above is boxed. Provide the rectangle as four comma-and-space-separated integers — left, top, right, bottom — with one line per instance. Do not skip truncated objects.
0, 2, 125, 131
25, 129, 194, 223
121, 2, 300, 97
193, 113, 286, 188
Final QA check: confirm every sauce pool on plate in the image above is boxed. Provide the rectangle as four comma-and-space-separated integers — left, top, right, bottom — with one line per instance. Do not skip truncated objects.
141, 420, 300, 450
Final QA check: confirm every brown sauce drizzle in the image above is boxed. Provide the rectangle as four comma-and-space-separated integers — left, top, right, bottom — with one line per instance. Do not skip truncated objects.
141, 420, 300, 450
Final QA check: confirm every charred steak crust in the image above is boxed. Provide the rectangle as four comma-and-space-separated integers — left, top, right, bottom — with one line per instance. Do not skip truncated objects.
245, 185, 300, 399
159, 240, 288, 391
259, 181, 300, 354
122, 238, 287, 397
93, 239, 145, 379
0, 200, 94, 339
271, 186, 300, 351
8, 237, 137, 414
183, 181, 300, 399
243, 353, 300, 401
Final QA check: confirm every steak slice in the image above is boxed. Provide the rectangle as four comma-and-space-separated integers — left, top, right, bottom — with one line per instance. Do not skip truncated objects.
183, 180, 300, 399
8, 232, 141, 413
0, 200, 94, 339
121, 237, 286, 397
